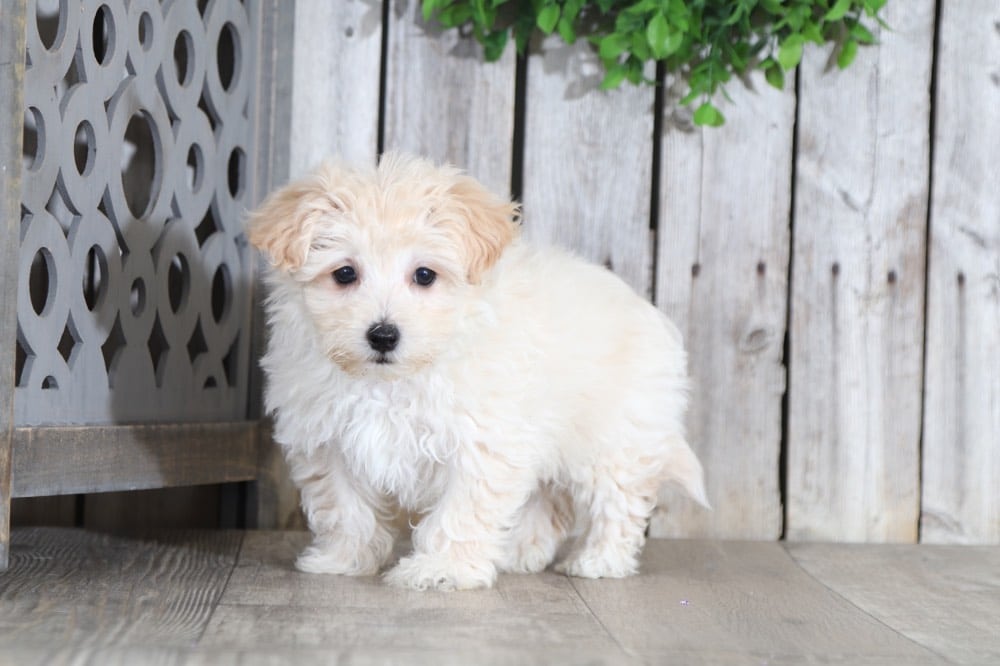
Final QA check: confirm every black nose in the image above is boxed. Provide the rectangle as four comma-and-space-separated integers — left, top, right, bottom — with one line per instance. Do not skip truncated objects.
366, 322, 400, 353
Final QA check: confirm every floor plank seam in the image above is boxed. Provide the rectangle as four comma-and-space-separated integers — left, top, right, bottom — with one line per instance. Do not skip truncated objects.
565, 576, 635, 660
781, 544, 956, 665
194, 530, 246, 645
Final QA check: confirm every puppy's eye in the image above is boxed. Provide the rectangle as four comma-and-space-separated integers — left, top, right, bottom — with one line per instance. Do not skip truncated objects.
413, 267, 436, 287
332, 266, 357, 285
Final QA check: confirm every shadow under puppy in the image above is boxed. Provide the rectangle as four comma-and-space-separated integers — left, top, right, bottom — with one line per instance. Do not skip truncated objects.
248, 153, 708, 591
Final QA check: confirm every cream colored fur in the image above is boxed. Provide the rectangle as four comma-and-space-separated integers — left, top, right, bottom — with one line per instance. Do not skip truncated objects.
248, 153, 707, 591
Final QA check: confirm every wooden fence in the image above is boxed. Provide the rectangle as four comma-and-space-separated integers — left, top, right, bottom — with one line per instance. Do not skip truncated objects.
286, 0, 997, 545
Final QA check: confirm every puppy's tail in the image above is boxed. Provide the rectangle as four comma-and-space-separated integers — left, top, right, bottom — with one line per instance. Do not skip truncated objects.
660, 437, 711, 510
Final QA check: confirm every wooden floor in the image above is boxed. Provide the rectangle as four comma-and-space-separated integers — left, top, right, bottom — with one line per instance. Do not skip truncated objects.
1, 529, 998, 665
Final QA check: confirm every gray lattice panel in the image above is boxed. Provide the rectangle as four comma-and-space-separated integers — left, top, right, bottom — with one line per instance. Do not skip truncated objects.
15, 0, 257, 425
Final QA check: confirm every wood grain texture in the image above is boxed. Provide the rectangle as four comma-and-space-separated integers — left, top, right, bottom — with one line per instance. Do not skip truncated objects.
786, 2, 935, 543
651, 75, 794, 539
572, 539, 940, 663
383, 0, 516, 195
0, 527, 242, 647
3, 528, 998, 663
2, 645, 636, 666
289, 0, 382, 176
202, 531, 621, 656
921, 0, 1000, 544
0, 0, 27, 572
788, 542, 1000, 664
520, 37, 654, 296
12, 423, 258, 497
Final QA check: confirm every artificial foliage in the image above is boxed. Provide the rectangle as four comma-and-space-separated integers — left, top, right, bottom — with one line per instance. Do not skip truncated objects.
421, 0, 888, 126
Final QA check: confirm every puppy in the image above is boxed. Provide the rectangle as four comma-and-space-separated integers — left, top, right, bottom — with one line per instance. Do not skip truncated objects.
247, 153, 707, 591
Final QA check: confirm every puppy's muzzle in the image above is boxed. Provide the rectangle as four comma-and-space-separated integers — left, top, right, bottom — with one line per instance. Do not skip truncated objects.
366, 321, 400, 354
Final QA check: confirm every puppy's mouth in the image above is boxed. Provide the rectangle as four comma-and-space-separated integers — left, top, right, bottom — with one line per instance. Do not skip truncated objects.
372, 353, 393, 365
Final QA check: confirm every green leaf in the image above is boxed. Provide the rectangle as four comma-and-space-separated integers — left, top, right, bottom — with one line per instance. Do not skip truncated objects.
777, 33, 805, 70
625, 56, 644, 85
667, 0, 690, 32
438, 5, 473, 27
556, 17, 576, 44
421, 0, 439, 23
563, 0, 584, 21
802, 22, 824, 44
824, 0, 852, 22
693, 102, 725, 127
863, 0, 888, 17
513, 15, 533, 53
646, 12, 671, 59
631, 30, 651, 61
764, 61, 785, 89
850, 22, 876, 44
837, 38, 858, 69
600, 63, 627, 89
482, 28, 508, 61
536, 4, 559, 34
599, 33, 629, 60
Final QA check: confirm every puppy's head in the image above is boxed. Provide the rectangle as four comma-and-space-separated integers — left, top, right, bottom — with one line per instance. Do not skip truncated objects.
247, 153, 520, 376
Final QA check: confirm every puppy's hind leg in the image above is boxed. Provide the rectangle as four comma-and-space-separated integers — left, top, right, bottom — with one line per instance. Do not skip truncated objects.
289, 446, 396, 576
555, 467, 657, 579
499, 482, 573, 574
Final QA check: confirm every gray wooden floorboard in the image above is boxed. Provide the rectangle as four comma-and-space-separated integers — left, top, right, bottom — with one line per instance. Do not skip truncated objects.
572, 539, 946, 664
201, 531, 630, 662
4, 528, 998, 664
788, 542, 1000, 666
0, 527, 241, 649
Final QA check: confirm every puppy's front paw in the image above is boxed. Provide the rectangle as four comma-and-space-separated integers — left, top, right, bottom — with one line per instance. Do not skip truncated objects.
384, 553, 496, 591
554, 551, 638, 579
295, 538, 385, 576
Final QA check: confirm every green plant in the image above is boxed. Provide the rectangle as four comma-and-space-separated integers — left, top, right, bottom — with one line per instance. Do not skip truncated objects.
421, 0, 887, 126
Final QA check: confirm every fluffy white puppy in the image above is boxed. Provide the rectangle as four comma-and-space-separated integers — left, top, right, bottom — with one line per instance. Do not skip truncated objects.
248, 153, 707, 591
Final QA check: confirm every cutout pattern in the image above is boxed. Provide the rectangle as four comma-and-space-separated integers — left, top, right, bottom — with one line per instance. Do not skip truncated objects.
16, 0, 256, 425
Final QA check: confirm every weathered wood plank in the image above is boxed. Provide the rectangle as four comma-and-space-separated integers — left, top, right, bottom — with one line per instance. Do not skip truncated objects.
383, 0, 516, 195
571, 539, 941, 663
922, 0, 1000, 544
201, 531, 622, 656
289, 0, 382, 176
652, 75, 794, 539
786, 2, 935, 543
521, 38, 654, 296
249, 0, 295, 529
12, 423, 258, 497
3, 645, 636, 666
0, 527, 242, 647
0, 0, 27, 571
788, 542, 1000, 664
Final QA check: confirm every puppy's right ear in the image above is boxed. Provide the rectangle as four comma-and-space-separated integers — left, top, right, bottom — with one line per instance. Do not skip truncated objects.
246, 171, 342, 272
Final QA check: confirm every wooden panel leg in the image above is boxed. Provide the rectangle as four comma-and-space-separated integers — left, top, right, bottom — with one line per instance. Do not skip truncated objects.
0, 0, 29, 572
1, 450, 10, 571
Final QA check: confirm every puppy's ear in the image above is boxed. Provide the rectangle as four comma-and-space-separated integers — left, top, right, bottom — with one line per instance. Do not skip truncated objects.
447, 175, 520, 282
246, 168, 344, 272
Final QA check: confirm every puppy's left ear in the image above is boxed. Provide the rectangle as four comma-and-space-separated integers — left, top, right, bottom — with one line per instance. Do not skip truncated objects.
447, 175, 520, 282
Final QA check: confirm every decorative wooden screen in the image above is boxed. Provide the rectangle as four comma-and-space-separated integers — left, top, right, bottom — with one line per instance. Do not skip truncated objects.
16, 0, 255, 425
